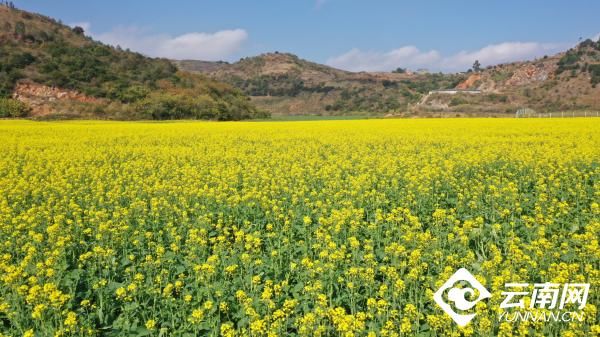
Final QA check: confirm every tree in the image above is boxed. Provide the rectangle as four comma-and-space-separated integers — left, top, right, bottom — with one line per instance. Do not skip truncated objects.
72, 26, 85, 35
392, 67, 406, 74
472, 60, 481, 73
2, 1, 16, 9
10, 52, 35, 68
0, 98, 30, 117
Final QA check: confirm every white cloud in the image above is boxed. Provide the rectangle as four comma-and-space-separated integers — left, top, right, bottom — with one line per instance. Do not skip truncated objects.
96, 26, 248, 60
328, 41, 566, 73
593, 32, 600, 41
440, 42, 563, 71
327, 46, 441, 72
73, 23, 248, 61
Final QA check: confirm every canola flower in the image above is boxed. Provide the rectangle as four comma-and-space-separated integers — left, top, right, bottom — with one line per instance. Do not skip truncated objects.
0, 119, 598, 336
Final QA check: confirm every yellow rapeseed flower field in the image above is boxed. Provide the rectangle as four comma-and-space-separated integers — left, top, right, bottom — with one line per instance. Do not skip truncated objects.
0, 119, 598, 336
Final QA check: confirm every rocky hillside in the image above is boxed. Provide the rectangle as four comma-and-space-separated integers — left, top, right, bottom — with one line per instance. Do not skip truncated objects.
177, 52, 465, 115
0, 4, 266, 120
178, 41, 600, 116
418, 39, 600, 114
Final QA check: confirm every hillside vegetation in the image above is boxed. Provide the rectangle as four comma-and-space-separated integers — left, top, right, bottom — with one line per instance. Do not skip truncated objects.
178, 40, 600, 116
0, 5, 267, 120
3, 4, 599, 118
417, 39, 600, 114
177, 52, 465, 116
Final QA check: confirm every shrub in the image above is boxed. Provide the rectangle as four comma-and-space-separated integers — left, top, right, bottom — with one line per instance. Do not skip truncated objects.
0, 98, 30, 117
10, 52, 36, 68
450, 96, 468, 106
134, 93, 196, 120
487, 93, 508, 103
556, 51, 581, 74
132, 92, 255, 120
588, 64, 600, 87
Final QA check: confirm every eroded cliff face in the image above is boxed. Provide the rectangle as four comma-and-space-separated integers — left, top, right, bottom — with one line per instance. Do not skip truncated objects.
504, 62, 557, 86
13, 82, 104, 116
456, 59, 558, 92
456, 73, 481, 89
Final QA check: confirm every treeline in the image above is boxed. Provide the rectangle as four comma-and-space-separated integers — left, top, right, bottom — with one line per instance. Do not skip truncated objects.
223, 70, 467, 113
400, 73, 467, 94
228, 74, 335, 96
132, 76, 267, 120
325, 87, 407, 112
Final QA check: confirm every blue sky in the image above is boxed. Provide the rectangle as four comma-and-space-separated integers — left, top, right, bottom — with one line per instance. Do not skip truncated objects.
16, 0, 600, 72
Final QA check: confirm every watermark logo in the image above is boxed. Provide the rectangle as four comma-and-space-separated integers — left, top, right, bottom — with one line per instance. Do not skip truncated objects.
434, 269, 591, 326
498, 283, 589, 322
433, 268, 491, 327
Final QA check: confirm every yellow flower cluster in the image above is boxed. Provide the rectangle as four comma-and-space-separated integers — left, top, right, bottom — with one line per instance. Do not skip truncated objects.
0, 119, 597, 336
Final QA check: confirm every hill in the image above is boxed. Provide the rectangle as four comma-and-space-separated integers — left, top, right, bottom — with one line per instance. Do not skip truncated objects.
176, 52, 465, 116
0, 4, 267, 120
416, 40, 600, 114
177, 42, 600, 116
3, 5, 598, 119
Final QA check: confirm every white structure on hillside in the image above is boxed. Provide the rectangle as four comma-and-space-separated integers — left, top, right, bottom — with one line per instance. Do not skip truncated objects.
428, 89, 481, 95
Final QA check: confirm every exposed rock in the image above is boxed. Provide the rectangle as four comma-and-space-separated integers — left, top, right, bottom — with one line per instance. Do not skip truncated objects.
456, 73, 481, 89
505, 63, 555, 86
12, 82, 105, 116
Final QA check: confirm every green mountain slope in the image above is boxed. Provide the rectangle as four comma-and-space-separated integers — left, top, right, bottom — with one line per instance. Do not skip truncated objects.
0, 5, 267, 120
176, 52, 465, 116
177, 42, 600, 116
